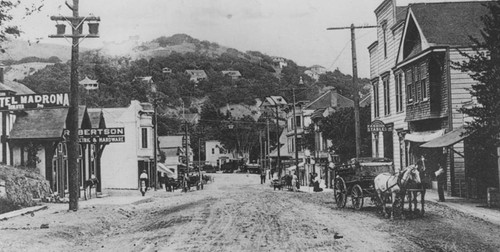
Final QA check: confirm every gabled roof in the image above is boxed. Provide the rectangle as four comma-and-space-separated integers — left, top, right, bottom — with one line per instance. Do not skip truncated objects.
304, 89, 354, 110
408, 1, 489, 47
359, 93, 371, 108
1, 79, 35, 94
9, 108, 69, 140
222, 70, 242, 77
100, 107, 128, 125
185, 70, 207, 77
182, 113, 199, 124
87, 108, 106, 128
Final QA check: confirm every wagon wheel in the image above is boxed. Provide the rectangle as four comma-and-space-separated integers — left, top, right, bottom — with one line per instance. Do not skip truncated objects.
351, 184, 364, 210
334, 177, 347, 208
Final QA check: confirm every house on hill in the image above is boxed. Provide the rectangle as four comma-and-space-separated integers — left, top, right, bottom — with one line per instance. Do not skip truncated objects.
221, 70, 242, 80
271, 57, 287, 69
304, 65, 327, 82
185, 70, 207, 83
369, 0, 495, 198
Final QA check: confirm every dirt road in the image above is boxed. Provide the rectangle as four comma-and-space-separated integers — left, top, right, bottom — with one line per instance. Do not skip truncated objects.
1, 173, 499, 251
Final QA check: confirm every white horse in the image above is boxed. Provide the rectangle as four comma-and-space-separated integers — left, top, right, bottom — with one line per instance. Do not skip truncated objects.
374, 164, 422, 219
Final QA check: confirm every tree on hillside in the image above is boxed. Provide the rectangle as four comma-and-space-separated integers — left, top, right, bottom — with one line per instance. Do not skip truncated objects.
0, 1, 45, 53
456, 1, 500, 191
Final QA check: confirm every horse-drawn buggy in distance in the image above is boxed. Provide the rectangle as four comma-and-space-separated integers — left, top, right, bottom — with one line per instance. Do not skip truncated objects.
333, 156, 426, 219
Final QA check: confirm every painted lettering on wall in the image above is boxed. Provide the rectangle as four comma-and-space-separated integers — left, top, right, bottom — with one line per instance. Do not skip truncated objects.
0, 93, 70, 111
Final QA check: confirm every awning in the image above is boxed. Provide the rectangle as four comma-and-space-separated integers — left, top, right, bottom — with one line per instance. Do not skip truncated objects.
421, 127, 469, 148
404, 129, 445, 143
157, 163, 175, 177
286, 162, 306, 171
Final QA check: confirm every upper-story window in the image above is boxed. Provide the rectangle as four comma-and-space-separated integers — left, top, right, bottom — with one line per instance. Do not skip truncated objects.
420, 64, 428, 101
295, 115, 301, 128
395, 72, 403, 112
141, 128, 148, 148
405, 69, 414, 103
383, 77, 391, 115
373, 80, 380, 118
405, 63, 428, 104
382, 22, 388, 59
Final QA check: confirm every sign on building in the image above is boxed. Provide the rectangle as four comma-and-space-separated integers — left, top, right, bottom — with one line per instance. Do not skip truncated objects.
64, 127, 126, 143
0, 93, 70, 111
367, 120, 393, 132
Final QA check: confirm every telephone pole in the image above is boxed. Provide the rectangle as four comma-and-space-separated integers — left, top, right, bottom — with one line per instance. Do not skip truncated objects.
327, 24, 377, 158
50, 0, 100, 211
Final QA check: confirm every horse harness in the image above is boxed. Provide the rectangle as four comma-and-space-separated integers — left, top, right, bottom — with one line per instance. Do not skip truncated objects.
381, 167, 410, 194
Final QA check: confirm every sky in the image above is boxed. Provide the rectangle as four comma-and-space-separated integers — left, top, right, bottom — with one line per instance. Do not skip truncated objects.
9, 0, 485, 78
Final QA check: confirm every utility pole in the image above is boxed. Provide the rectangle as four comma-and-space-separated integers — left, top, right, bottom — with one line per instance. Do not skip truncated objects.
50, 0, 100, 211
327, 24, 377, 158
291, 87, 300, 186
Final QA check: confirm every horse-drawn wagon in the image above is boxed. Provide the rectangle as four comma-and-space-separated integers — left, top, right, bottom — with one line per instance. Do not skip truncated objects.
333, 157, 394, 210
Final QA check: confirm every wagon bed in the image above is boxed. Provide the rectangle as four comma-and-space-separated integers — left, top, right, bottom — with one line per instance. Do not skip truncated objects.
333, 157, 394, 209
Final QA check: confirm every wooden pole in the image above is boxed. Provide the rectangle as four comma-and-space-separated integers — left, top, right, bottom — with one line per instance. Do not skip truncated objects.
327, 24, 378, 158
67, 0, 80, 211
350, 24, 361, 158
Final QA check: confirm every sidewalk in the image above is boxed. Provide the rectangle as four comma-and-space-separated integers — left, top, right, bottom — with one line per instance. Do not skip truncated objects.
425, 189, 500, 226
0, 191, 153, 221
297, 183, 500, 226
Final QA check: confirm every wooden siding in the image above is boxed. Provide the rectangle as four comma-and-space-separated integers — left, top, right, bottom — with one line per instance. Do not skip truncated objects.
369, 1, 407, 171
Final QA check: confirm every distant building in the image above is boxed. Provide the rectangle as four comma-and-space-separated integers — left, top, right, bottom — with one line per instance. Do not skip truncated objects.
304, 65, 327, 81
185, 70, 207, 83
162, 67, 172, 74
158, 135, 193, 179
79, 76, 98, 90
221, 70, 242, 80
205, 140, 231, 168
271, 57, 288, 69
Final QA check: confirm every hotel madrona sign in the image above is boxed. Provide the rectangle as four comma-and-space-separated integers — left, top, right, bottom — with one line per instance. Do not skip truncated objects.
367, 120, 393, 132
0, 93, 70, 111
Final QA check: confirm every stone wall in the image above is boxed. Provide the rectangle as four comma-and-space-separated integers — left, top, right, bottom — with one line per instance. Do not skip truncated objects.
0, 166, 52, 207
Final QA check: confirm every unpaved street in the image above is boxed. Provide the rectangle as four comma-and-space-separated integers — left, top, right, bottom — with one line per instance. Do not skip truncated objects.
1, 173, 500, 252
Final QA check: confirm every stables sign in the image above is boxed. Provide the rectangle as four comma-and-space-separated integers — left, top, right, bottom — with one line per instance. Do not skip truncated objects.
367, 120, 393, 132
64, 127, 126, 143
0, 93, 70, 111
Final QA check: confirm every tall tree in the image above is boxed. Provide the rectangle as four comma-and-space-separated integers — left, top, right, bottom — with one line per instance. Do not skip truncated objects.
456, 1, 500, 190
317, 106, 371, 162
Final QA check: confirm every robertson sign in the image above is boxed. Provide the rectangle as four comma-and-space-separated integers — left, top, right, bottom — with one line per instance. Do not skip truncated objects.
64, 127, 126, 143
0, 93, 70, 111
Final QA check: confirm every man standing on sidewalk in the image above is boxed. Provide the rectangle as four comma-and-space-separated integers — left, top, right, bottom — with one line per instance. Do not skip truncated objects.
435, 164, 446, 202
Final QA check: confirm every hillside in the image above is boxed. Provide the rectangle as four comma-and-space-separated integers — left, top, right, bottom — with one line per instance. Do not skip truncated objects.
0, 40, 74, 62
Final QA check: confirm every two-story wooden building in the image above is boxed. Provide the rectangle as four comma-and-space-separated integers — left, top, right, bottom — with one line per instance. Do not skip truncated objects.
369, 0, 492, 197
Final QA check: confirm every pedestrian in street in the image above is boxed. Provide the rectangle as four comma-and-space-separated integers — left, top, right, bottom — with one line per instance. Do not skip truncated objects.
313, 173, 323, 192
292, 173, 298, 192
435, 164, 446, 202
139, 170, 148, 196
260, 170, 266, 184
